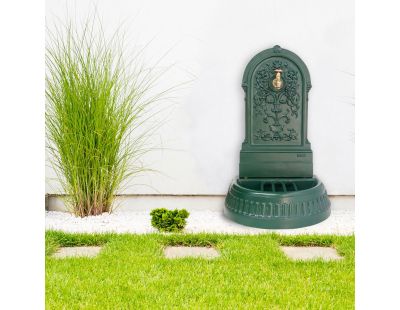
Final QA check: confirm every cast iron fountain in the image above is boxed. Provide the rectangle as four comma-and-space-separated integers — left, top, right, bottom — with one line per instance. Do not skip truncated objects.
224, 45, 330, 229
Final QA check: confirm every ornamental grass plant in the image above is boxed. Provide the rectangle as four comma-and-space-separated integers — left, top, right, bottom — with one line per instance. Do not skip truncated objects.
46, 17, 168, 217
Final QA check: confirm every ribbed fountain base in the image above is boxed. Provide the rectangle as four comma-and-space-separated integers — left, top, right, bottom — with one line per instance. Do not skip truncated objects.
224, 177, 330, 229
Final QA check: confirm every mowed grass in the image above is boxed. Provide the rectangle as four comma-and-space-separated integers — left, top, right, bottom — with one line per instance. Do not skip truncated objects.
46, 231, 354, 309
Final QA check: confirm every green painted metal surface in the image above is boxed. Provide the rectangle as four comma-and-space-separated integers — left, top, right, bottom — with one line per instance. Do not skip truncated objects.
225, 45, 330, 229
225, 177, 330, 229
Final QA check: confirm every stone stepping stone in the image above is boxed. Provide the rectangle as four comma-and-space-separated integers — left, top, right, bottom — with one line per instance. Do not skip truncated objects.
280, 246, 343, 261
53, 246, 102, 258
164, 246, 220, 259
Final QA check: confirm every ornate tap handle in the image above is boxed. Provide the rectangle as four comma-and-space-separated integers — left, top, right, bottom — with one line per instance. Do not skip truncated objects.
272, 69, 283, 90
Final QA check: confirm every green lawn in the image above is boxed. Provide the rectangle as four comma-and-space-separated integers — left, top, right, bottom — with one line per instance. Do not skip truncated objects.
46, 231, 354, 309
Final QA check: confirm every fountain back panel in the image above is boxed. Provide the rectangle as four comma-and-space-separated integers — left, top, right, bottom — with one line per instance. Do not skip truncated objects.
224, 45, 330, 229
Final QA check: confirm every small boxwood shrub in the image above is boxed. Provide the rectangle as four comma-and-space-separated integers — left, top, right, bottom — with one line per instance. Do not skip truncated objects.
150, 208, 189, 232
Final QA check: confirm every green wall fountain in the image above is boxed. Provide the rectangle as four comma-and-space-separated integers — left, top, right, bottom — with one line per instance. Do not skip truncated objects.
224, 45, 331, 229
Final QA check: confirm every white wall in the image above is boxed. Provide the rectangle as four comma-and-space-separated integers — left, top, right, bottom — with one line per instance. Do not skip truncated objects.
45, 0, 354, 195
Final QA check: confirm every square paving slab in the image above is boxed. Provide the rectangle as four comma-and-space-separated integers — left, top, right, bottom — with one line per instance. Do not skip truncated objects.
53, 246, 102, 258
164, 246, 220, 259
280, 246, 342, 261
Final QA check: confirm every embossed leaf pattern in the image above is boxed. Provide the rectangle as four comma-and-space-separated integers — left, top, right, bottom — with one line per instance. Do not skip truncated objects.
253, 61, 300, 142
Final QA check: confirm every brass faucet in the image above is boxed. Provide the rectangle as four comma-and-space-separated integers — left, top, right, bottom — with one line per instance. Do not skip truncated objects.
272, 69, 283, 90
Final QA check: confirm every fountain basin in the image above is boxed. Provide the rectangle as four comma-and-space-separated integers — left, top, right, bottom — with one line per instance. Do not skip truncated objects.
224, 177, 330, 229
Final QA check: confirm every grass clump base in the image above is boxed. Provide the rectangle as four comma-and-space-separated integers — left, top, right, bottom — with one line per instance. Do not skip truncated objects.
46, 232, 354, 309
150, 208, 189, 232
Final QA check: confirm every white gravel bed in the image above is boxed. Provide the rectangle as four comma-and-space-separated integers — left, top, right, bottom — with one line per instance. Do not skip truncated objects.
46, 204, 354, 235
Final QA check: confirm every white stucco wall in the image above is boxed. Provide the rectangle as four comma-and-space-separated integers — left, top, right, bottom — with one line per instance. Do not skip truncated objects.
45, 0, 354, 195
